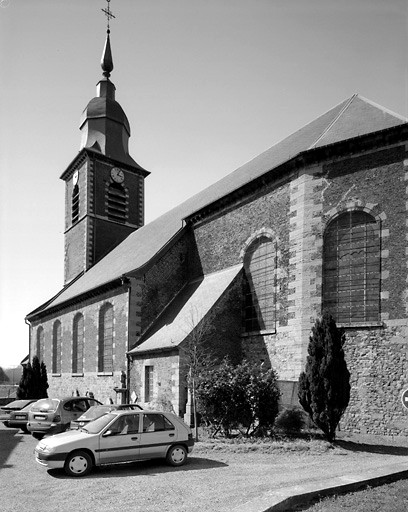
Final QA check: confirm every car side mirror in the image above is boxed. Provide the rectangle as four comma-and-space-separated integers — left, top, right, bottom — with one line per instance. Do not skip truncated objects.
103, 430, 113, 437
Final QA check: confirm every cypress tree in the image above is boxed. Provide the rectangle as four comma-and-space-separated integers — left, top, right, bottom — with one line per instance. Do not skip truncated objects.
16, 357, 49, 399
16, 362, 33, 399
40, 361, 49, 398
31, 356, 41, 397
298, 312, 350, 442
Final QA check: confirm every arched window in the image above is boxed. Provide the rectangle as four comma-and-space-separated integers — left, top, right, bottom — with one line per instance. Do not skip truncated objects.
106, 183, 127, 223
72, 314, 84, 374
243, 236, 277, 333
323, 211, 380, 324
98, 304, 114, 372
72, 184, 79, 223
52, 320, 62, 374
36, 327, 44, 362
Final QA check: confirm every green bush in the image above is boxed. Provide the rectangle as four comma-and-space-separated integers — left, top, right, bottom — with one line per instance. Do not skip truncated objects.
195, 358, 280, 437
274, 407, 304, 435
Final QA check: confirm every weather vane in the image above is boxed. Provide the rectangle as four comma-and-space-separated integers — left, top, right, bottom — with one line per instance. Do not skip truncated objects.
101, 0, 116, 33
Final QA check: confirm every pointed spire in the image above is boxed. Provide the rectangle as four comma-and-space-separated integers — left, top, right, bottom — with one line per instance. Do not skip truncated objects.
101, 30, 114, 78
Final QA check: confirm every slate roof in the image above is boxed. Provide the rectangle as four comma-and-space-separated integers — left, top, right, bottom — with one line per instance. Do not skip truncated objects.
129, 265, 242, 354
28, 94, 408, 317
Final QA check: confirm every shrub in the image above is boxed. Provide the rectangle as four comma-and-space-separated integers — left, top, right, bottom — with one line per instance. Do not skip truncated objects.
195, 359, 280, 437
298, 312, 350, 443
274, 407, 304, 435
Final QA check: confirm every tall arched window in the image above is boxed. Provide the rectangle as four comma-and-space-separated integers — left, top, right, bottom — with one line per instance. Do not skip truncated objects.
106, 183, 127, 223
36, 327, 44, 362
52, 320, 62, 374
243, 236, 277, 333
72, 184, 80, 223
98, 304, 114, 372
323, 210, 380, 324
72, 314, 84, 374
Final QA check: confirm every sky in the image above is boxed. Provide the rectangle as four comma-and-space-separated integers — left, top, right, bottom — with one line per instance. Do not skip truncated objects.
0, 0, 407, 368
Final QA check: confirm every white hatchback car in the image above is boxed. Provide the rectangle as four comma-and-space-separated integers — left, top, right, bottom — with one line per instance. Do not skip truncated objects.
34, 409, 194, 476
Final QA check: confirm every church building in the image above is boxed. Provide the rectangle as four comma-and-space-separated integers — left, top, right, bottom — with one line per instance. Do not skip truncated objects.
26, 30, 408, 438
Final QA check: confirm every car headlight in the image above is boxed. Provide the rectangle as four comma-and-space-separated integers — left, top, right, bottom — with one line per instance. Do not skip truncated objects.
38, 444, 56, 454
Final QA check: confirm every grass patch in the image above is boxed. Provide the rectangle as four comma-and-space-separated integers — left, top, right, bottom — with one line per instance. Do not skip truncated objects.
300, 479, 408, 511
194, 435, 333, 454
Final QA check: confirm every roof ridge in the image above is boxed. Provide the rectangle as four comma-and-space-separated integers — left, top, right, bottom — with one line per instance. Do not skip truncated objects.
355, 94, 408, 122
309, 94, 357, 150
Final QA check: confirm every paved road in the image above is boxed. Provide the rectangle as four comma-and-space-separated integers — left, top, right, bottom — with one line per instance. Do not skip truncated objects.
2, 423, 408, 512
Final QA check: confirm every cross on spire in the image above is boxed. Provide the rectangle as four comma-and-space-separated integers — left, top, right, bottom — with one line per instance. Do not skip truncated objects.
101, 0, 115, 33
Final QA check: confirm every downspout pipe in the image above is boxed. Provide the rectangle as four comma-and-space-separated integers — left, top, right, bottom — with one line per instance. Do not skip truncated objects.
24, 317, 31, 364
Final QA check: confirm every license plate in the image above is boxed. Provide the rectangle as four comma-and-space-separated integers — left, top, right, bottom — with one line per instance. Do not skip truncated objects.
15, 415, 25, 420
34, 415, 46, 420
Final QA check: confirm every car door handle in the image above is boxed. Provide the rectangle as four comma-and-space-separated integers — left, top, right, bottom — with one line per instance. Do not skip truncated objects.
131, 436, 138, 440
169, 433, 175, 437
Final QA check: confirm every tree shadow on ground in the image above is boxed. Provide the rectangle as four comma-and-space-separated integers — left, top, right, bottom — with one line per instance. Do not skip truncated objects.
335, 440, 408, 456
0, 428, 24, 469
48, 456, 228, 479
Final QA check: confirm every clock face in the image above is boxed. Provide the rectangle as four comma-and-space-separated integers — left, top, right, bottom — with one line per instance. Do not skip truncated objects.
111, 167, 125, 183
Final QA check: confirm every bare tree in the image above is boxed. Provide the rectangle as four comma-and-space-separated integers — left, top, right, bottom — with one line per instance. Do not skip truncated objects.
178, 306, 216, 441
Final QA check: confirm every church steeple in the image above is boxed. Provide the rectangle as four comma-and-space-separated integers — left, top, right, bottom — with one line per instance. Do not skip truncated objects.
101, 30, 113, 78
97, 30, 116, 100
61, 1, 149, 285
79, 20, 143, 169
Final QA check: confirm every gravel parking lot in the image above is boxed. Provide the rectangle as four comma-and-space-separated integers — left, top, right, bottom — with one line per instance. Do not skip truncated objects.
2, 423, 408, 512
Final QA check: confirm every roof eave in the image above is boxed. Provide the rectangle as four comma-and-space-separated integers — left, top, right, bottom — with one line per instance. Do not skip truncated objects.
186, 122, 408, 224
59, 147, 150, 181
26, 276, 128, 322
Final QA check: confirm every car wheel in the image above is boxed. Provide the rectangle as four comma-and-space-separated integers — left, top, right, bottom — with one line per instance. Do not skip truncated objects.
166, 445, 187, 466
64, 450, 93, 477
32, 433, 44, 440
21, 426, 29, 434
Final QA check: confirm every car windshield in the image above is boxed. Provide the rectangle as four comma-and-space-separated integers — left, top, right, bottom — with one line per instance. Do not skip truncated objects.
78, 405, 112, 421
1, 400, 32, 410
10, 402, 35, 415
31, 399, 59, 413
83, 413, 117, 434
15, 402, 36, 412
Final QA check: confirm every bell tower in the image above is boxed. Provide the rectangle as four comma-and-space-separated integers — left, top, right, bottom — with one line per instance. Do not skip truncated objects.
60, 3, 150, 284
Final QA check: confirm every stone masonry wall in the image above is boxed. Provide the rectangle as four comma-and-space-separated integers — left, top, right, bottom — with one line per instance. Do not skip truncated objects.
129, 351, 181, 414
341, 321, 408, 437
191, 141, 408, 437
29, 286, 130, 405
141, 234, 190, 331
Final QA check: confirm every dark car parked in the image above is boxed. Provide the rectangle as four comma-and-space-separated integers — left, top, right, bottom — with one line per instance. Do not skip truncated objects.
1, 399, 38, 432
3, 401, 38, 433
70, 403, 143, 429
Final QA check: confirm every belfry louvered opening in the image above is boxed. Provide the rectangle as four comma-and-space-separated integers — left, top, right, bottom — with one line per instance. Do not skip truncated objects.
72, 184, 80, 223
107, 183, 128, 223
323, 211, 381, 325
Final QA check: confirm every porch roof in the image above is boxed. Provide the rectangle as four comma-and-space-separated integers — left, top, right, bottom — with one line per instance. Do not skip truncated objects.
128, 264, 242, 355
